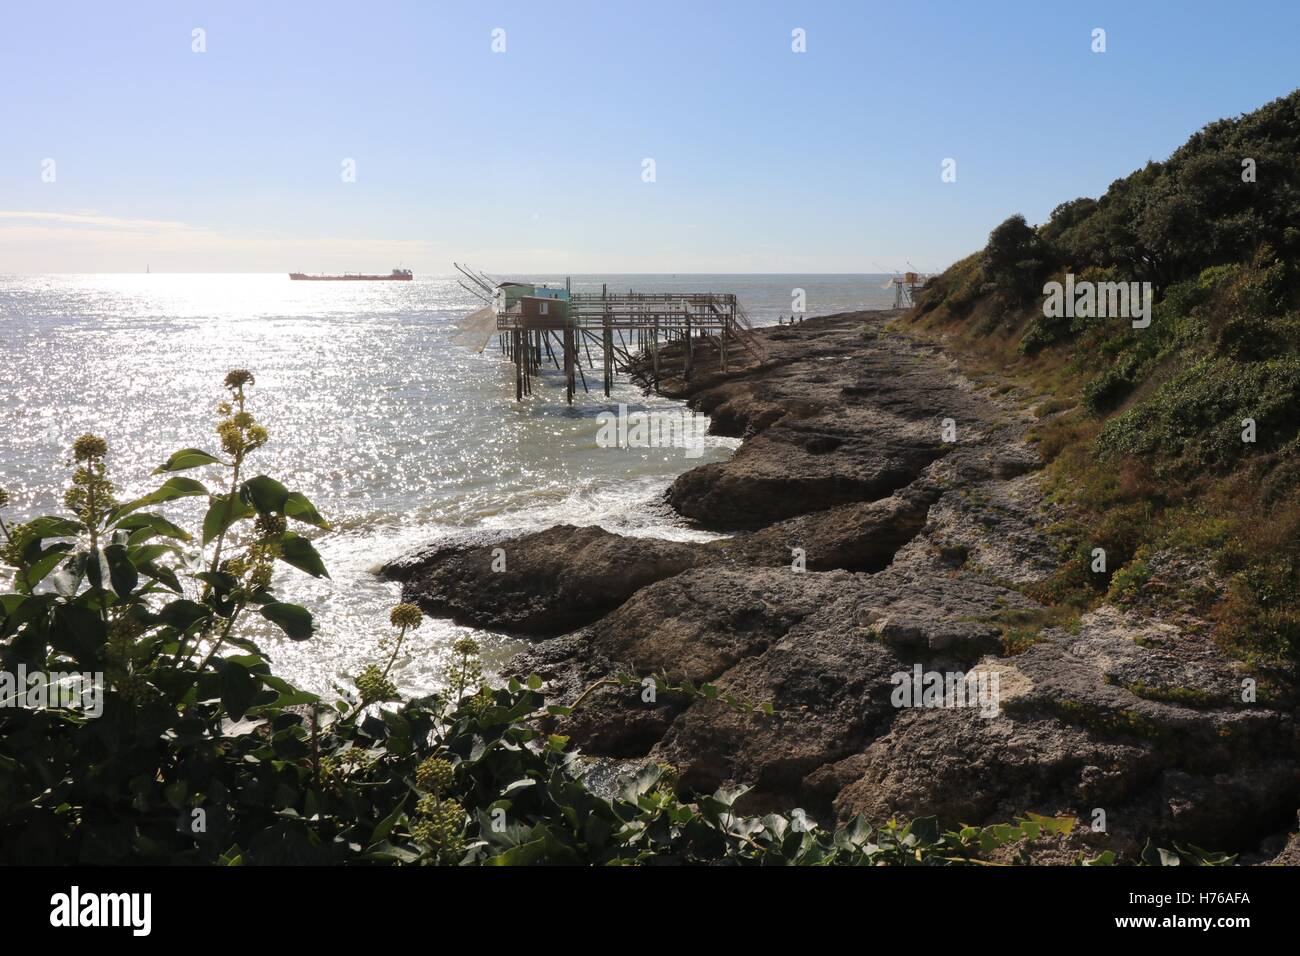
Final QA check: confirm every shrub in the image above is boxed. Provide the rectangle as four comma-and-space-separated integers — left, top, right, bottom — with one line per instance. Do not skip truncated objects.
1097, 356, 1300, 469
1082, 352, 1145, 415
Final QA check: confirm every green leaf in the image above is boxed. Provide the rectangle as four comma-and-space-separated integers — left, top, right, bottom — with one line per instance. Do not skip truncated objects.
364, 842, 420, 864
18, 516, 83, 541
52, 602, 106, 661
202, 494, 254, 545
116, 512, 192, 542
259, 602, 315, 640
486, 837, 549, 866
21, 544, 73, 592
1140, 838, 1181, 866
1178, 842, 1236, 866
137, 561, 183, 593
158, 599, 211, 632
369, 795, 408, 845
1082, 850, 1118, 866
1024, 811, 1074, 835
241, 475, 291, 515
84, 548, 106, 591
154, 448, 224, 473
127, 543, 175, 565
114, 476, 209, 519
103, 544, 138, 597
264, 689, 320, 708
905, 816, 940, 844
0, 593, 56, 639
284, 492, 330, 529
620, 764, 663, 801
218, 659, 260, 720
276, 533, 329, 578
195, 571, 239, 597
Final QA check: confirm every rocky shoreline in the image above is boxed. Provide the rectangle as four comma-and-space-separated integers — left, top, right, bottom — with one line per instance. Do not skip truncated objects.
383, 310, 1299, 862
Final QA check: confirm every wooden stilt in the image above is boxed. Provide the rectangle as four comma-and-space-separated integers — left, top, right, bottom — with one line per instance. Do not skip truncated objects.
514, 330, 523, 401
603, 318, 613, 397
562, 305, 575, 403
684, 315, 692, 382
652, 319, 660, 387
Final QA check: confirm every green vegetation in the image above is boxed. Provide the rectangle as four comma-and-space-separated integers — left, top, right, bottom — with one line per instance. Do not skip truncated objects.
978, 604, 1081, 656
0, 372, 1220, 865
911, 89, 1300, 682
1118, 680, 1221, 710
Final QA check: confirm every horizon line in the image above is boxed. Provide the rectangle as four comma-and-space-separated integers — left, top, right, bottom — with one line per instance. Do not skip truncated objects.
0, 270, 926, 277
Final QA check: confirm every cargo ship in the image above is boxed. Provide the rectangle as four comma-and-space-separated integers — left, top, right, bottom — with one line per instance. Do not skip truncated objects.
289, 268, 413, 281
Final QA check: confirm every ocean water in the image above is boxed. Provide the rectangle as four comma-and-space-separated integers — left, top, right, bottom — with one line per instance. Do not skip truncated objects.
0, 273, 893, 696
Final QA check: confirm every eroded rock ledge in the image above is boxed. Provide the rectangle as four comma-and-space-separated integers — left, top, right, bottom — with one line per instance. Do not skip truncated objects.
386, 311, 1299, 858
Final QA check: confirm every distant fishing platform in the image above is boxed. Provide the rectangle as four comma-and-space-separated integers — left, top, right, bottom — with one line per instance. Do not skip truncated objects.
453, 265, 764, 403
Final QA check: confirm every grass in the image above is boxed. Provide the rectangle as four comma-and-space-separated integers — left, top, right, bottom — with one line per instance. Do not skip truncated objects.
906, 253, 1300, 685
976, 605, 1083, 657
1117, 681, 1222, 709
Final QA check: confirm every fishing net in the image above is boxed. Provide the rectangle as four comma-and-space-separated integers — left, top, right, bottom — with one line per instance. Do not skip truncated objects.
449, 305, 498, 353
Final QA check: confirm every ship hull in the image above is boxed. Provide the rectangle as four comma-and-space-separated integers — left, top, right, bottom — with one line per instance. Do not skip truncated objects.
289, 273, 413, 281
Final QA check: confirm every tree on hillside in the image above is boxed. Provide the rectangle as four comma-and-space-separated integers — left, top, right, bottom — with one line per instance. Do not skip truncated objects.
982, 214, 1055, 303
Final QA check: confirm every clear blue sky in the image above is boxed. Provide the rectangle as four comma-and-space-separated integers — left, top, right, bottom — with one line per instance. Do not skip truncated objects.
2, 0, 1297, 273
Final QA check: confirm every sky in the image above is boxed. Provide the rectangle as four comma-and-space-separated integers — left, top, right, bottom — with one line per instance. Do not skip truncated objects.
1, 0, 1298, 274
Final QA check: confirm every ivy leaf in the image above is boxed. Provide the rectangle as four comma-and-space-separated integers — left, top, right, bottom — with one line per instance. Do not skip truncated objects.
21, 543, 74, 592
113, 476, 209, 519
202, 494, 255, 545
906, 816, 941, 844
218, 659, 260, 720
240, 475, 291, 515
17, 516, 83, 541
116, 512, 192, 542
154, 448, 224, 474
619, 764, 663, 801
103, 544, 138, 598
137, 561, 183, 593
157, 599, 211, 632
368, 795, 408, 845
51, 602, 106, 662
259, 602, 315, 641
195, 571, 239, 598
275, 533, 329, 578
284, 492, 329, 530
127, 543, 175, 565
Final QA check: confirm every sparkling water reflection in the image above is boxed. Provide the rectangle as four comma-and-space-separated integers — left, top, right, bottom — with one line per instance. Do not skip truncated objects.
0, 273, 886, 695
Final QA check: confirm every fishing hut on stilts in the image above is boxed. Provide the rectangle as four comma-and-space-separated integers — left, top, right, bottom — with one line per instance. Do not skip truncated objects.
880, 268, 929, 309
452, 264, 764, 403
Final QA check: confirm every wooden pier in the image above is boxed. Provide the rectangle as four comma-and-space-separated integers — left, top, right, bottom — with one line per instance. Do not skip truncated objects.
493, 286, 763, 403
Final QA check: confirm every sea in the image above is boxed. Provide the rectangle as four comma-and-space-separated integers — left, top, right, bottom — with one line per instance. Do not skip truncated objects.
0, 273, 895, 696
